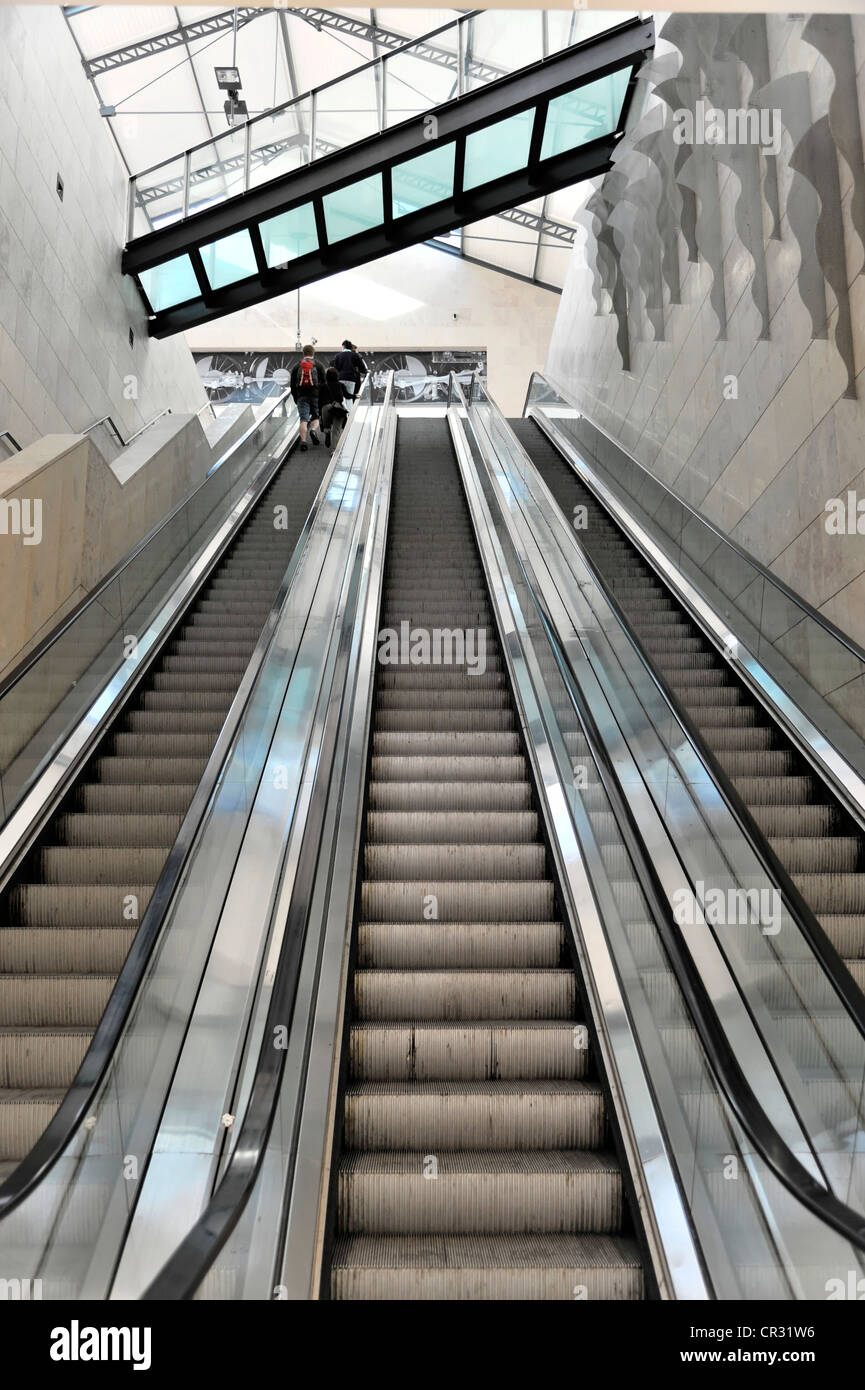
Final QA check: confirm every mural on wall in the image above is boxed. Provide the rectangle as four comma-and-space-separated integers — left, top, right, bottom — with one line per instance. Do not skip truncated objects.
194, 349, 487, 405
579, 12, 864, 397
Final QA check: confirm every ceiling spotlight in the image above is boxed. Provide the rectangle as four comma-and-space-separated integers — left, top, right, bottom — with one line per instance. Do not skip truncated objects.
214, 66, 242, 91
215, 66, 247, 127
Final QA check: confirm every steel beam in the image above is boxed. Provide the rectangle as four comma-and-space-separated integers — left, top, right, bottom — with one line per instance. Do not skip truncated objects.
82, 8, 263, 77
81, 6, 489, 82
122, 17, 653, 336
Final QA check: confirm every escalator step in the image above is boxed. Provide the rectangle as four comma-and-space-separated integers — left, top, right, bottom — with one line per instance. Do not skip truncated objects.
337, 1149, 623, 1234
349, 1021, 585, 1080
366, 812, 538, 843
333, 419, 637, 1301
330, 1232, 643, 1300
357, 921, 563, 968
353, 968, 576, 1020
343, 1079, 606, 1149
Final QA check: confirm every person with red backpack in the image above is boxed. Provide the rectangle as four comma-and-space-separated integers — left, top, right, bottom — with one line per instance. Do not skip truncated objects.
290, 345, 325, 450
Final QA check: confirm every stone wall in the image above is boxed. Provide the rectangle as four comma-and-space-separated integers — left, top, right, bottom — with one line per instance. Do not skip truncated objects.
547, 10, 865, 697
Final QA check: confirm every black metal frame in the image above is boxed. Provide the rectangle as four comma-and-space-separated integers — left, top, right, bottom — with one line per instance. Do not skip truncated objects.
123, 18, 653, 338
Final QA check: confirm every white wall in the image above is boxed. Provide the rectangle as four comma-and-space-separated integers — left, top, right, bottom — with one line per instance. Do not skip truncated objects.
0, 5, 205, 450
546, 11, 865, 695
186, 243, 560, 417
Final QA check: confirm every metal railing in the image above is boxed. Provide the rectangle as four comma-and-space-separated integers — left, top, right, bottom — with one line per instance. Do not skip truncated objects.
0, 430, 22, 455
81, 406, 174, 453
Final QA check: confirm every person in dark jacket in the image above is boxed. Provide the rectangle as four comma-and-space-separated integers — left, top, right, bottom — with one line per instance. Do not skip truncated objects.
290, 345, 325, 449
321, 367, 349, 449
331, 339, 367, 402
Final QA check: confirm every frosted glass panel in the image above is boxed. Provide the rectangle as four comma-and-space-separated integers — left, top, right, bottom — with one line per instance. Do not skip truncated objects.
259, 203, 319, 266
323, 175, 384, 243
392, 142, 456, 217
463, 109, 534, 190
139, 255, 199, 311
541, 69, 632, 159
200, 229, 258, 289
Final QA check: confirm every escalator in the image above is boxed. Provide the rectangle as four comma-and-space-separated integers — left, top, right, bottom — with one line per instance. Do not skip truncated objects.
511, 418, 865, 995
327, 418, 644, 1300
0, 443, 327, 1178
139, 399, 865, 1303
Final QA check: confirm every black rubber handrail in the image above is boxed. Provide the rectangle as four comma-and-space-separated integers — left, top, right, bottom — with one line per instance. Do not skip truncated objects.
539, 586, 865, 1256
0, 415, 309, 1219
516, 409, 865, 1045
456, 377, 865, 1258
0, 391, 293, 707
140, 382, 391, 1301
524, 371, 865, 670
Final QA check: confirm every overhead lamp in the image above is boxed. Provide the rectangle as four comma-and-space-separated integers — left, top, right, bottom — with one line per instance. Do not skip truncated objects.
215, 66, 247, 127
214, 66, 242, 91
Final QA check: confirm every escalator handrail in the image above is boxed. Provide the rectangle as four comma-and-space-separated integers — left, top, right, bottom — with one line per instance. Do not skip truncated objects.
524, 370, 865, 670
0, 390, 349, 1220
139, 376, 394, 1301
510, 402, 865, 1045
0, 389, 294, 706
455, 374, 865, 1258
555, 478, 865, 1048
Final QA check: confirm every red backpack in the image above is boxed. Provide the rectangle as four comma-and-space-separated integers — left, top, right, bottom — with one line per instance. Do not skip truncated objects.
299, 357, 315, 388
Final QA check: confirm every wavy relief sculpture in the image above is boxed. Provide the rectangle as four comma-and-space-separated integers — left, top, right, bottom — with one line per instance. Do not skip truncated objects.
802, 14, 865, 280
792, 116, 857, 399
753, 74, 828, 344
632, 123, 682, 306
716, 12, 782, 239
608, 179, 651, 347
628, 50, 683, 306
585, 176, 631, 373
609, 144, 666, 341
677, 147, 728, 340
699, 35, 770, 338
571, 13, 858, 391
652, 18, 701, 266
574, 182, 610, 320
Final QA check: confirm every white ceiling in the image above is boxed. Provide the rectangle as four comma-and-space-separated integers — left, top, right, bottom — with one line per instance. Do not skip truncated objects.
65, 5, 614, 290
